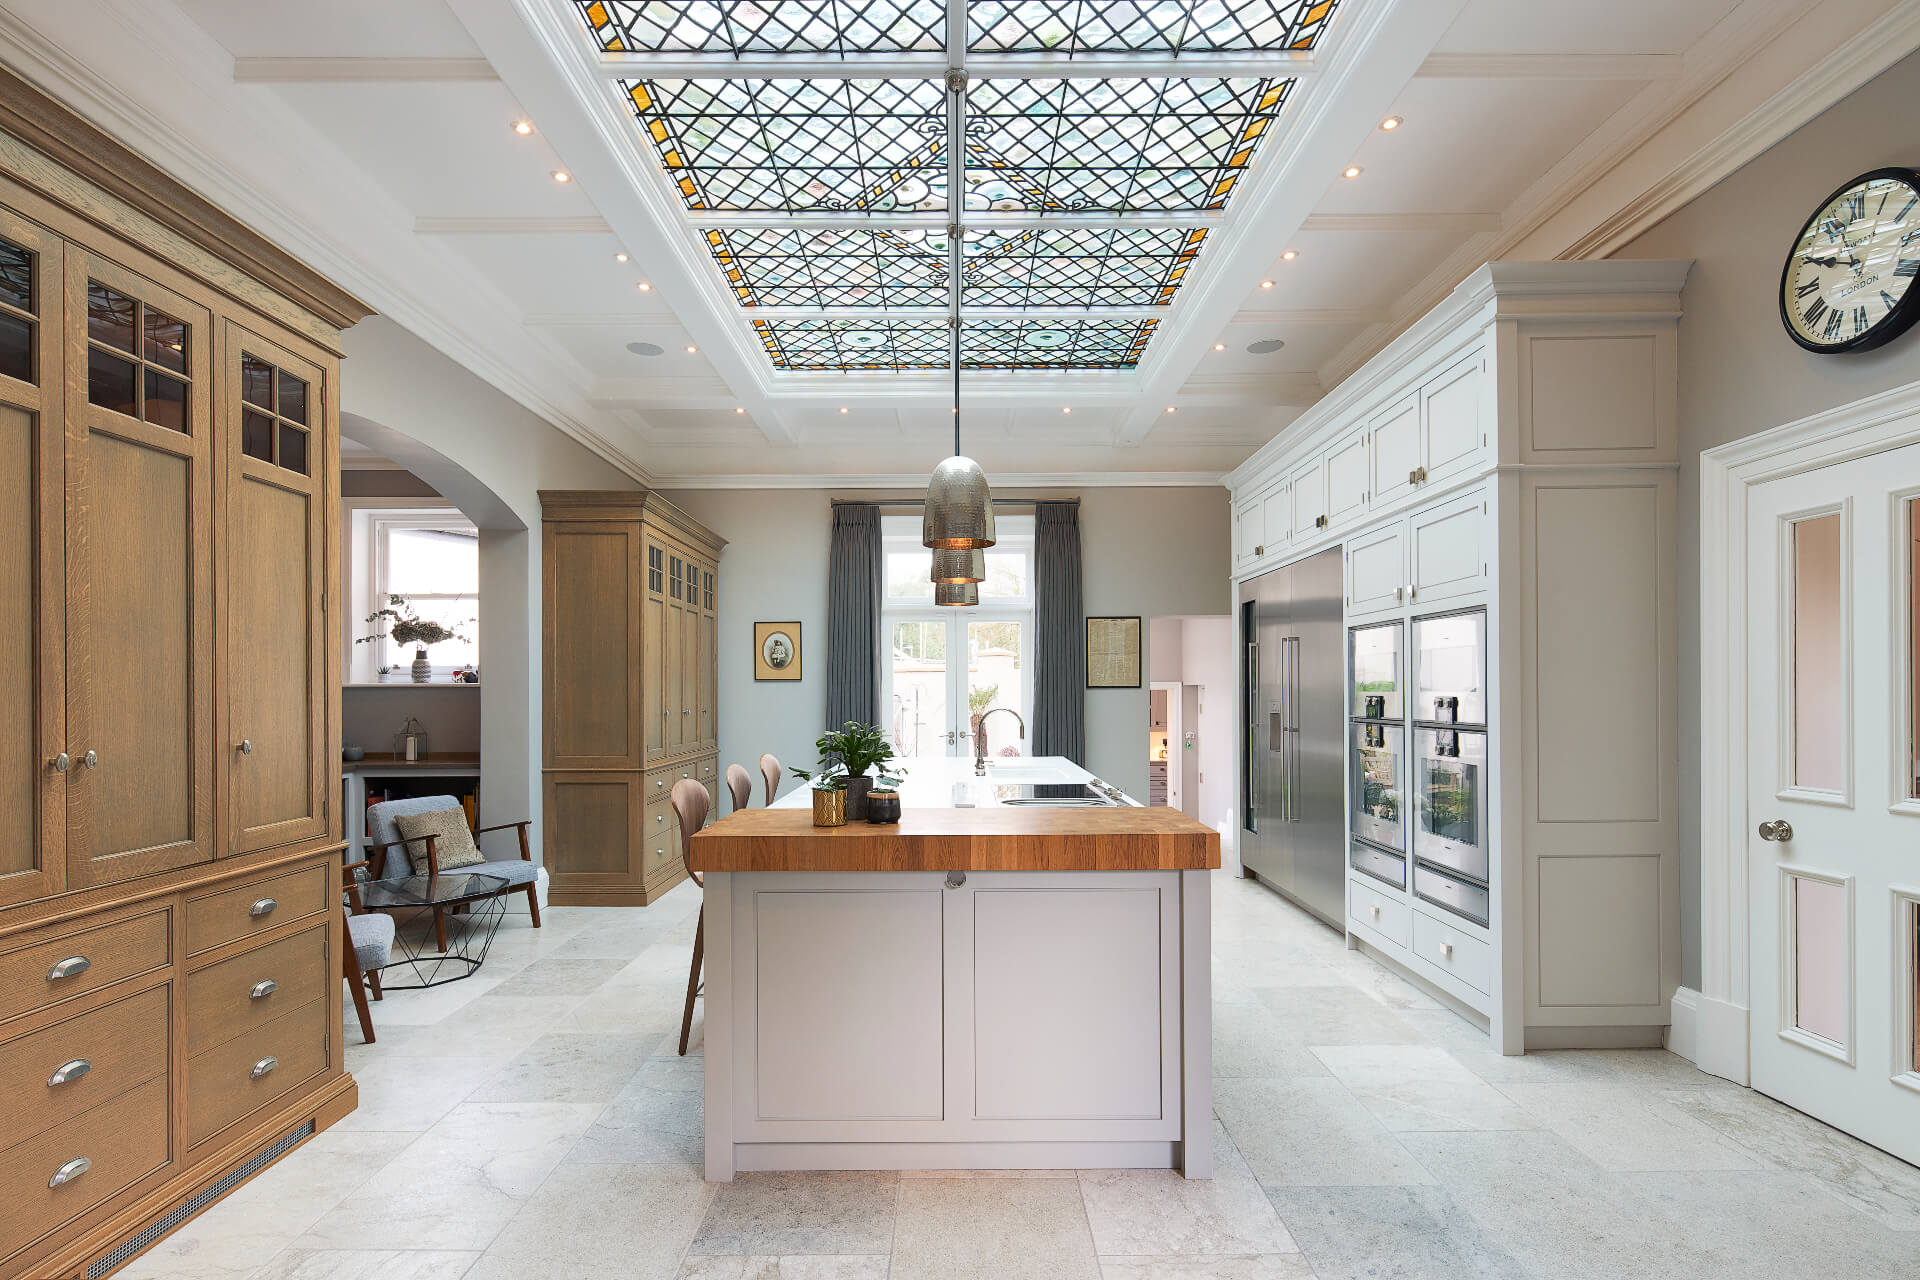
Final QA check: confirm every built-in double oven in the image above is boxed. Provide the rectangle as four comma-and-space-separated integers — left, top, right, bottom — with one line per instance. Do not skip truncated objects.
1347, 609, 1490, 927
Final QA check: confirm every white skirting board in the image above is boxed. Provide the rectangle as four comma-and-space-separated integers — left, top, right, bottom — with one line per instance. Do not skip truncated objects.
1666, 986, 1750, 1085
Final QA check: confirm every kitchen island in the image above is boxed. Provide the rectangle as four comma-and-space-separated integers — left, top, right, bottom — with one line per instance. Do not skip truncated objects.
688, 757, 1219, 1181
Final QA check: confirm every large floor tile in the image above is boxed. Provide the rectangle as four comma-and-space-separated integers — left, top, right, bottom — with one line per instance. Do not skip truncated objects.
478, 956, 630, 1000
322, 1055, 499, 1132
1097, 1258, 1312, 1280
1310, 1046, 1532, 1133
469, 1031, 657, 1103
1214, 1077, 1433, 1188
572, 1054, 705, 1166
249, 1251, 480, 1280
889, 1178, 1100, 1280
675, 1257, 891, 1279
1497, 1081, 1756, 1171
1212, 1002, 1337, 1080
1079, 1169, 1297, 1256
463, 1163, 713, 1280
1250, 987, 1423, 1047
1266, 1184, 1528, 1280
1625, 1167, 1918, 1279
687, 1172, 896, 1256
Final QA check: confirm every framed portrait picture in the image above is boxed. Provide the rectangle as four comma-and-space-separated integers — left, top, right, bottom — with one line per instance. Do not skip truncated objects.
1085, 616, 1142, 688
755, 622, 801, 681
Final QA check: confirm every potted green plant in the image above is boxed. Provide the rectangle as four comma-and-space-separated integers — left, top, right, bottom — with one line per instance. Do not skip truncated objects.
794, 721, 898, 821
356, 595, 473, 684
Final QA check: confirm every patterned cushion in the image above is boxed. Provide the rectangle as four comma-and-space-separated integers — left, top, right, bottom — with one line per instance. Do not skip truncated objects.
393, 807, 484, 874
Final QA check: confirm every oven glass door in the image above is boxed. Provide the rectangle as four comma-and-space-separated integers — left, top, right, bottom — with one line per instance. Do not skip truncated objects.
1350, 721, 1404, 850
1413, 610, 1486, 726
1413, 727, 1488, 882
1349, 621, 1403, 720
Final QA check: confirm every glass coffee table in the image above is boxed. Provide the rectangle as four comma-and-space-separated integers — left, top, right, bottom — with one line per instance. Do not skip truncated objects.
356, 871, 511, 988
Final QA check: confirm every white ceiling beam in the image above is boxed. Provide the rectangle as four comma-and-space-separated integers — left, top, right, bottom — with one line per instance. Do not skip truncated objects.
233, 56, 499, 83
590, 50, 1317, 80
1300, 212, 1502, 234
1416, 52, 1684, 81
414, 216, 613, 235
1116, 0, 1470, 445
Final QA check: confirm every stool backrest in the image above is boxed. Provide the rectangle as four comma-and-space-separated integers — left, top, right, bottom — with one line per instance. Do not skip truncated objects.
759, 753, 782, 806
669, 777, 710, 887
725, 763, 752, 812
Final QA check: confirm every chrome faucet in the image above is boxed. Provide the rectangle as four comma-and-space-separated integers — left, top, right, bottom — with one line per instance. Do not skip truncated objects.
974, 707, 1026, 775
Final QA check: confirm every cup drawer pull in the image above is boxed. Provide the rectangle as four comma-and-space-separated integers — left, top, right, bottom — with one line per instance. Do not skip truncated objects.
249, 897, 277, 918
46, 955, 90, 981
250, 979, 278, 1000
250, 1056, 278, 1080
48, 1157, 90, 1188
47, 1058, 91, 1087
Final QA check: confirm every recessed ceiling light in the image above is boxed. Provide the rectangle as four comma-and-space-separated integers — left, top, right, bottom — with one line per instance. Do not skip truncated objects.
1062, 406, 1072, 414
1213, 342, 1226, 351
614, 252, 629, 263
1246, 338, 1286, 355
1281, 250, 1298, 261
1342, 165, 1363, 179
637, 281, 651, 291
1165, 406, 1176, 414
512, 120, 533, 136
1380, 116, 1402, 131
839, 406, 850, 414
685, 344, 697, 354
626, 341, 664, 357
552, 169, 571, 183
735, 407, 745, 414
1260, 279, 1274, 289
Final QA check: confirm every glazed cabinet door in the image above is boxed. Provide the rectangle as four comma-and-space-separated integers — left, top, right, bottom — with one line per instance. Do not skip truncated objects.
63, 250, 216, 887
643, 537, 669, 765
698, 560, 717, 754
223, 327, 329, 853
0, 211, 66, 907
545, 520, 643, 769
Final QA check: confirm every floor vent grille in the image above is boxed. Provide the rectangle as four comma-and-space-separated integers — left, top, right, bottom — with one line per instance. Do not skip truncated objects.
86, 1119, 315, 1279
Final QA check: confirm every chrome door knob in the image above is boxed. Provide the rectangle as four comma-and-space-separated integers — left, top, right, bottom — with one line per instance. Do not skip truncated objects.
238, 739, 253, 755
82, 750, 97, 769
1758, 819, 1794, 843
50, 752, 69, 773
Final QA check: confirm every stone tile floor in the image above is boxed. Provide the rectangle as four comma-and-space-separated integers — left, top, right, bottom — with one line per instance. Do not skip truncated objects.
122, 869, 1920, 1280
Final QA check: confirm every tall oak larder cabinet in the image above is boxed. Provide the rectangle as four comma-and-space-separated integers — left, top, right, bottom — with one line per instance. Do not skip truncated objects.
541, 491, 725, 906
0, 67, 367, 1279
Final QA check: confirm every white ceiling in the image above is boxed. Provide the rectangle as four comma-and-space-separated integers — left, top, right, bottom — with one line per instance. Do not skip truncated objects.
14, 0, 1903, 482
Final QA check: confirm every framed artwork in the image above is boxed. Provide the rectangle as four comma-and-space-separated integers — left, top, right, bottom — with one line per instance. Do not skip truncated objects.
1086, 616, 1142, 688
755, 621, 802, 681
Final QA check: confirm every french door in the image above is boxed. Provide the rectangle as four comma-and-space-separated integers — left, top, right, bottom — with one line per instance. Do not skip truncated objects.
883, 613, 1030, 760
1748, 441, 1920, 1164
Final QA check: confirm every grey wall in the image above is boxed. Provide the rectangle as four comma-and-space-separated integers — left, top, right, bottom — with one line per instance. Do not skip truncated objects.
342, 686, 481, 757
665, 487, 1232, 804
1619, 48, 1920, 989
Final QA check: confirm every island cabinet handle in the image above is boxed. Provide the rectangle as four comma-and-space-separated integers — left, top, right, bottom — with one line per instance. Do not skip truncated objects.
47, 1058, 91, 1087
48, 1157, 90, 1188
945, 870, 966, 889
47, 955, 90, 981
249, 897, 277, 918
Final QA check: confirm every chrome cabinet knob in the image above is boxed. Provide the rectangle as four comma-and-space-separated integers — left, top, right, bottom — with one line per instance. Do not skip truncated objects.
48, 1157, 90, 1188
249, 898, 277, 917
47, 1058, 91, 1087
238, 739, 253, 755
250, 1056, 278, 1080
1758, 819, 1794, 843
46, 955, 90, 981
83, 749, 97, 769
1368, 904, 1380, 919
249, 979, 278, 1000
50, 752, 69, 773
1439, 941, 1454, 958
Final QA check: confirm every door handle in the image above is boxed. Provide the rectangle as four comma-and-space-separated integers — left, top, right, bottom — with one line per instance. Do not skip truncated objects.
83, 750, 97, 769
1757, 819, 1794, 843
238, 739, 253, 755
50, 752, 69, 773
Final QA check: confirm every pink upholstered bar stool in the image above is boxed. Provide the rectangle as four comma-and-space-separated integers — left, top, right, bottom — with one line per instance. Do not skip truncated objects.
670, 778, 711, 1056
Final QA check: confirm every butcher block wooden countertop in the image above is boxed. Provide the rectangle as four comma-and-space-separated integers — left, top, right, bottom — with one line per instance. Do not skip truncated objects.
688, 806, 1221, 873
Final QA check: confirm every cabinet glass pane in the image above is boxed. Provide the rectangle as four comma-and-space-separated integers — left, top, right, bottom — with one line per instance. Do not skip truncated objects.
0, 313, 30, 384
0, 238, 31, 313
1791, 874, 1849, 1047
1413, 610, 1486, 726
240, 353, 273, 409
968, 619, 1026, 759
86, 281, 134, 351
1791, 513, 1844, 792
143, 307, 187, 373
278, 423, 307, 474
1350, 621, 1401, 719
277, 369, 309, 425
144, 369, 187, 432
241, 410, 273, 462
0, 402, 36, 878
889, 620, 948, 758
87, 346, 137, 417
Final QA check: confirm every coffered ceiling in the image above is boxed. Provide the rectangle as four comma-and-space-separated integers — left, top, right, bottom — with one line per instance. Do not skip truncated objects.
5, 0, 1912, 482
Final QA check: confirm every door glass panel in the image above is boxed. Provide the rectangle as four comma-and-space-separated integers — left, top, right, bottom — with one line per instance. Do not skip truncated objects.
1791, 513, 1845, 792
86, 281, 134, 351
0, 403, 35, 877
1413, 727, 1488, 882
278, 424, 307, 475
1350, 621, 1402, 719
1350, 722, 1403, 850
86, 346, 136, 416
143, 308, 187, 374
0, 313, 30, 384
240, 353, 273, 409
0, 238, 31, 312
143, 370, 187, 432
1791, 873, 1849, 1046
889, 620, 948, 758
0, 238, 35, 386
277, 370, 309, 425
1413, 610, 1486, 725
241, 410, 273, 462
968, 620, 1026, 759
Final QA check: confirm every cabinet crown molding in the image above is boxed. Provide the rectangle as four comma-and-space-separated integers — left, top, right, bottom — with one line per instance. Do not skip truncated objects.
538, 488, 727, 552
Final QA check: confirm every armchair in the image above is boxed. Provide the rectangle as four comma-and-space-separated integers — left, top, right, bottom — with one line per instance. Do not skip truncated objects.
363, 795, 542, 931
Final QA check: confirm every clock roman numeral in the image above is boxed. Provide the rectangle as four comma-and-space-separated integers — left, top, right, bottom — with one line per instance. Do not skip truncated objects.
1883, 289, 1900, 312
1896, 259, 1920, 278
1845, 193, 1866, 222
1899, 195, 1919, 222
1803, 296, 1828, 328
1796, 279, 1822, 299
1823, 308, 1845, 340
1854, 305, 1871, 336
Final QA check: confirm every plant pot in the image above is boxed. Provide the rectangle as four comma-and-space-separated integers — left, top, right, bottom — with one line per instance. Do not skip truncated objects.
811, 788, 846, 827
864, 790, 901, 824
844, 774, 874, 821
410, 648, 431, 683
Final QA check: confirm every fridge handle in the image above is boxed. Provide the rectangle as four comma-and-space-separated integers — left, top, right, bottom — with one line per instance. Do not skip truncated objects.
1245, 638, 1259, 832
1288, 636, 1302, 822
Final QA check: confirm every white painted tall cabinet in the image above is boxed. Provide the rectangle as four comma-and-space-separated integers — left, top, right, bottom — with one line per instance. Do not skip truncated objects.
1226, 261, 1689, 1054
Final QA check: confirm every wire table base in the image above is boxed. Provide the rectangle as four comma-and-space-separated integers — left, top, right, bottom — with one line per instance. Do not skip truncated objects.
358, 872, 512, 989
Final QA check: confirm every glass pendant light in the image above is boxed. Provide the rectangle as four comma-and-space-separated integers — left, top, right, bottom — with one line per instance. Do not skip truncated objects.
930, 547, 984, 585
935, 581, 979, 606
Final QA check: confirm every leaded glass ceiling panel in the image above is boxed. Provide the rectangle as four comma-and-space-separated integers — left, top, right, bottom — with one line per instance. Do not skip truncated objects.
755, 316, 1157, 368
709, 227, 950, 307
580, 0, 948, 54
963, 226, 1207, 307
968, 0, 1336, 54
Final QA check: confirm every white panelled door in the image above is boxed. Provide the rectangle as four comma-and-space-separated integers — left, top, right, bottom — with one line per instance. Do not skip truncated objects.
1748, 441, 1920, 1164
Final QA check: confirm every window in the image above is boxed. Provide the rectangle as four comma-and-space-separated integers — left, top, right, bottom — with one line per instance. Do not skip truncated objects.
354, 510, 480, 679
880, 514, 1033, 758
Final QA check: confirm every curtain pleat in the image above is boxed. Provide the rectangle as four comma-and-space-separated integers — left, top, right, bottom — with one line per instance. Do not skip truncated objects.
1032, 501, 1085, 762
825, 503, 882, 730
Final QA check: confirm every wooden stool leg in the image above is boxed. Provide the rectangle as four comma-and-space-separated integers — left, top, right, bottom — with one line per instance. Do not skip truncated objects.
434, 905, 448, 953
368, 968, 383, 1000
524, 882, 542, 928
678, 906, 704, 1057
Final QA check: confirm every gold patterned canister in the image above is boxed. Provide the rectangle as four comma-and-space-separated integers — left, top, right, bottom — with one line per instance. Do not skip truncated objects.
811, 787, 847, 827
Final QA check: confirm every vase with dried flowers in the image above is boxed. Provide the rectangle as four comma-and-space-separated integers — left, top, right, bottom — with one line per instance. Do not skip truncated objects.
357, 595, 473, 684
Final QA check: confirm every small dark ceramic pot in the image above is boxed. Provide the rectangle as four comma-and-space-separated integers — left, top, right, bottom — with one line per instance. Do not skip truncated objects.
865, 790, 901, 824
845, 774, 874, 821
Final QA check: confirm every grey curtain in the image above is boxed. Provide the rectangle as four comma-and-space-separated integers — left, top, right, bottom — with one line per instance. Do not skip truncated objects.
1032, 501, 1085, 762
825, 502, 882, 730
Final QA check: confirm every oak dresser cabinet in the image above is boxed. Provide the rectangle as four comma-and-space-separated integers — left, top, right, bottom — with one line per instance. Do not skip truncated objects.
540, 490, 725, 906
0, 68, 367, 1279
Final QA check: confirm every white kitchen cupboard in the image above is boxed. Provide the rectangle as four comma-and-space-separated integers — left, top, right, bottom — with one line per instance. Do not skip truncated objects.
1228, 261, 1688, 1054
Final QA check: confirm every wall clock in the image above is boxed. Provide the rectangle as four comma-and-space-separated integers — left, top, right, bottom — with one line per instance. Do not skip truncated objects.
1780, 167, 1920, 353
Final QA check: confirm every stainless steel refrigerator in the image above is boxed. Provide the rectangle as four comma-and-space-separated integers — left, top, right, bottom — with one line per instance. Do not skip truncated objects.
1238, 546, 1345, 927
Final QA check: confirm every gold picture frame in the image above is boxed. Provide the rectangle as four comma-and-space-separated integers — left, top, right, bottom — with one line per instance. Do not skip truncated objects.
1086, 616, 1142, 688
755, 621, 802, 681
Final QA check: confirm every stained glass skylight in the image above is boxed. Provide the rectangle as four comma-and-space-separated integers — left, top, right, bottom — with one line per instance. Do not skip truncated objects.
571, 0, 1342, 372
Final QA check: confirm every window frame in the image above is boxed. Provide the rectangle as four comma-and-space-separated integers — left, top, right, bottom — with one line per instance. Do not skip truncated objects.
344, 500, 481, 683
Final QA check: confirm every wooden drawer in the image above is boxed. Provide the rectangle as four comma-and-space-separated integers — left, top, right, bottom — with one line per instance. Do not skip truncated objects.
1412, 909, 1492, 995
643, 791, 677, 874
186, 996, 329, 1150
1348, 876, 1409, 948
644, 760, 702, 801
186, 923, 330, 1056
0, 985, 169, 1152
186, 862, 329, 957
0, 1074, 170, 1265
0, 907, 171, 1025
